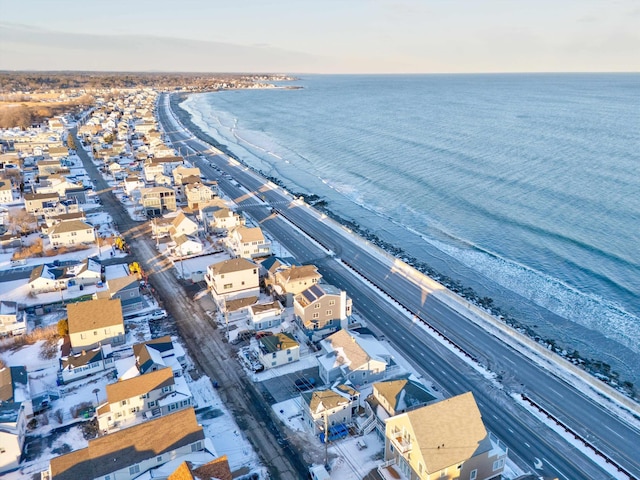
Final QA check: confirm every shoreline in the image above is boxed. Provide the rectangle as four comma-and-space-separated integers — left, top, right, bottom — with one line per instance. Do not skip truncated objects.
170, 92, 639, 399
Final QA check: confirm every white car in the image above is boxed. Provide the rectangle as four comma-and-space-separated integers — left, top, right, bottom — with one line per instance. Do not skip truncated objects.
149, 309, 167, 320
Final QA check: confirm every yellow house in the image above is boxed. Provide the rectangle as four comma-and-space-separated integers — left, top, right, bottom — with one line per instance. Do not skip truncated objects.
67, 298, 125, 354
383, 392, 508, 480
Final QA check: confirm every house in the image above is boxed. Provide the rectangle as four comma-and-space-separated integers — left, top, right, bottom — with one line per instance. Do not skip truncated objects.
268, 263, 322, 307
205, 257, 259, 304
0, 366, 32, 474
249, 300, 284, 331
48, 219, 96, 247
294, 283, 352, 341
64, 257, 102, 286
47, 145, 69, 159
0, 301, 27, 336
302, 385, 359, 437
37, 159, 64, 176
363, 378, 437, 437
185, 182, 215, 210
43, 210, 87, 230
0, 180, 12, 204
166, 457, 232, 480
200, 199, 242, 234
102, 274, 143, 315
24, 192, 59, 215
143, 156, 184, 182
28, 263, 68, 294
150, 215, 174, 238
173, 234, 203, 257
96, 367, 193, 432
169, 211, 199, 238
172, 165, 201, 185
133, 335, 187, 377
58, 344, 115, 385
123, 175, 144, 196
382, 392, 508, 480
47, 408, 210, 480
139, 186, 177, 217
257, 332, 300, 369
67, 298, 125, 353
226, 226, 271, 259
317, 329, 390, 386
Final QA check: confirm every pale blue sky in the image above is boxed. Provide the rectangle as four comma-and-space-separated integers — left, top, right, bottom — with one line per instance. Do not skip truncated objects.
1, 0, 638, 73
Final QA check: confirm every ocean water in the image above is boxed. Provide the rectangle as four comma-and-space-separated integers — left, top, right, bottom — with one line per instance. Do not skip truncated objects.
181, 74, 640, 382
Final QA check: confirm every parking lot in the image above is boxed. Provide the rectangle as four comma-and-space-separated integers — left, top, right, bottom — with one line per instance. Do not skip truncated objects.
258, 366, 321, 404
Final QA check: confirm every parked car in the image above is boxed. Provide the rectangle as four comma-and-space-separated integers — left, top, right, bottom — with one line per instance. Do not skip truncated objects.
149, 309, 167, 320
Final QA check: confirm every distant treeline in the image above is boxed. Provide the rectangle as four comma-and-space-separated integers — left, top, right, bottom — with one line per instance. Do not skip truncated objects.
0, 71, 292, 94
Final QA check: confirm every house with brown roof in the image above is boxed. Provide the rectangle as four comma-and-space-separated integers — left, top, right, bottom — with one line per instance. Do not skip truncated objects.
184, 182, 216, 210
268, 263, 322, 306
58, 344, 115, 385
294, 283, 352, 341
205, 257, 259, 305
143, 156, 184, 183
167, 457, 232, 480
99, 274, 143, 314
47, 408, 209, 480
97, 367, 193, 432
249, 299, 284, 331
66, 298, 125, 353
225, 225, 271, 259
172, 165, 201, 186
24, 192, 59, 215
382, 392, 508, 480
0, 180, 12, 204
169, 211, 199, 239
301, 384, 359, 436
48, 219, 96, 247
257, 332, 300, 369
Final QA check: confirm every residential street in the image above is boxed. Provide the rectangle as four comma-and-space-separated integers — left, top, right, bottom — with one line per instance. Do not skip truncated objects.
71, 128, 307, 480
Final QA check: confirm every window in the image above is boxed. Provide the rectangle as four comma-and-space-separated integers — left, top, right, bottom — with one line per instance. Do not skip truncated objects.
272, 352, 276, 358
314, 303, 320, 309
157, 456, 163, 462
80, 333, 87, 339
440, 469, 447, 478
162, 386, 172, 393
147, 401, 156, 408
329, 300, 335, 306
129, 465, 140, 475
493, 458, 505, 471
470, 469, 477, 480
94, 330, 98, 336
326, 310, 332, 316
121, 400, 127, 406
223, 283, 233, 289
312, 313, 319, 319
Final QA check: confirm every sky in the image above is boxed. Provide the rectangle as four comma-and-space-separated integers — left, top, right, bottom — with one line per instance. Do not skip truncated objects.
0, 0, 638, 74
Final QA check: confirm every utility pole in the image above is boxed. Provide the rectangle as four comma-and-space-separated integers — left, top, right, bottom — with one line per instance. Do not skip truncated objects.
324, 408, 329, 469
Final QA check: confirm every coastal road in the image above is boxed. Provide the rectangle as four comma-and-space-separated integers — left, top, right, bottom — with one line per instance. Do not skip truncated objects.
71, 128, 307, 480
158, 95, 640, 479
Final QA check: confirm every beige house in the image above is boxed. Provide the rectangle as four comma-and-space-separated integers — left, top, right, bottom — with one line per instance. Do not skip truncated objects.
143, 156, 183, 182
97, 367, 193, 432
24, 192, 59, 214
226, 226, 271, 259
172, 165, 201, 185
267, 263, 322, 306
185, 181, 215, 210
139, 186, 176, 216
47, 145, 69, 159
0, 180, 12, 204
257, 332, 300, 369
169, 211, 199, 238
37, 159, 64, 176
67, 298, 125, 353
205, 257, 259, 304
294, 283, 352, 340
47, 408, 209, 480
48, 219, 96, 247
200, 199, 243, 234
382, 392, 508, 480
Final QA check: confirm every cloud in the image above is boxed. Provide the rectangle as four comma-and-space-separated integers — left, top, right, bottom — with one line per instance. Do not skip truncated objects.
0, 23, 325, 72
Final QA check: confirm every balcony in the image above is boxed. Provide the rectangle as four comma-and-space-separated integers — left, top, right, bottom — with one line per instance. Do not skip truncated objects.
391, 435, 412, 454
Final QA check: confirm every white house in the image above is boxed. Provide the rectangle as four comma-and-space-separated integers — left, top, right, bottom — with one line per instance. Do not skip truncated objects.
301, 384, 359, 436
200, 200, 243, 234
205, 257, 259, 305
0, 366, 32, 474
58, 345, 115, 385
173, 234, 203, 257
257, 333, 300, 370
48, 219, 96, 248
249, 300, 284, 331
226, 226, 271, 259
0, 301, 27, 336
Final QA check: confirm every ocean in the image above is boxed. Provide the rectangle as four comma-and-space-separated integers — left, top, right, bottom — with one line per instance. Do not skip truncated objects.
179, 74, 640, 385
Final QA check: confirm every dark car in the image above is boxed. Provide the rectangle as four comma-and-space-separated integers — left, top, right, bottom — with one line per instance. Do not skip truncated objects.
294, 377, 316, 391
